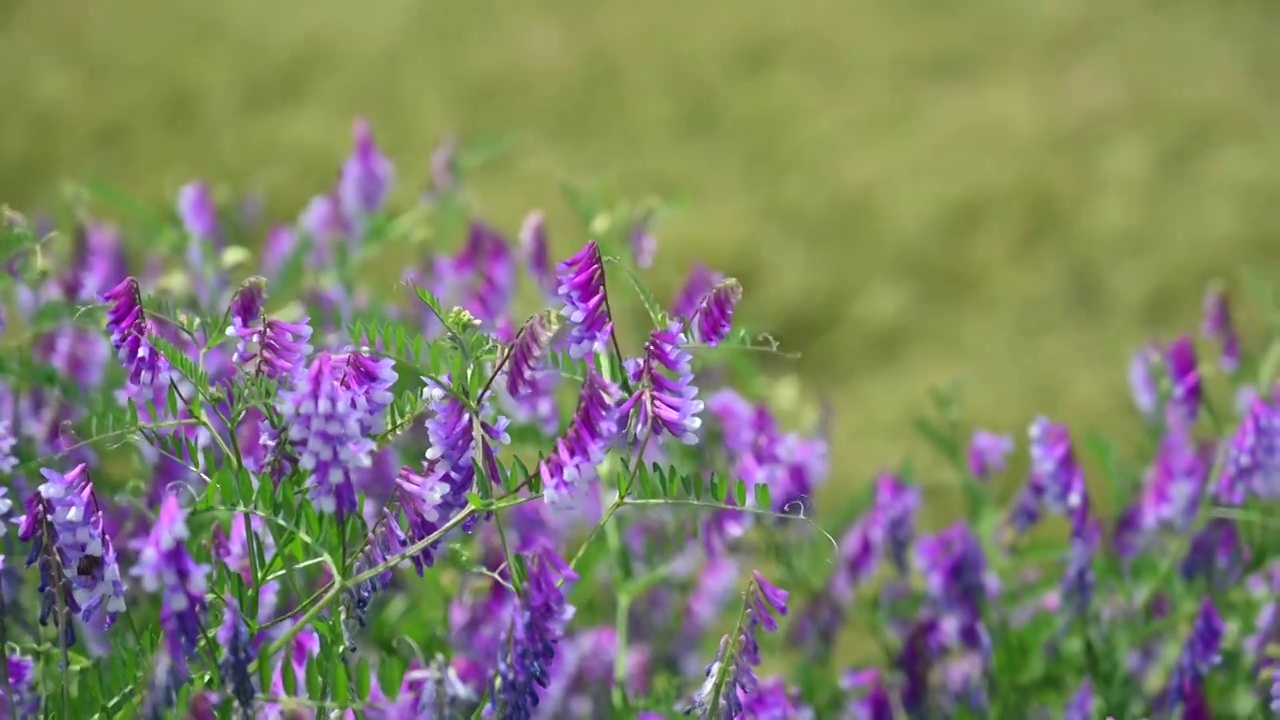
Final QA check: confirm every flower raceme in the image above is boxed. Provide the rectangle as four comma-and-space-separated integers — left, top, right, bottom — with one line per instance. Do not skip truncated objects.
101, 276, 166, 387
556, 240, 614, 359
16, 464, 127, 648
619, 322, 705, 445
538, 368, 621, 505
687, 278, 743, 348
130, 495, 209, 684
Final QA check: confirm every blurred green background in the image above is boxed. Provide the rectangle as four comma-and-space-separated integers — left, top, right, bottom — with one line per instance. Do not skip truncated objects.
3, 0, 1279, 499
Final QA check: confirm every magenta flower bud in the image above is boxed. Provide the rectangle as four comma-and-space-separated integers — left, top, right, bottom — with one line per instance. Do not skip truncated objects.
688, 278, 743, 347
673, 263, 724, 319
229, 315, 314, 380
506, 311, 557, 402
227, 276, 267, 330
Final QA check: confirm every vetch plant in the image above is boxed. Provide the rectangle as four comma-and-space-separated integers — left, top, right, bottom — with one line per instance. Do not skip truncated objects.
0, 119, 1278, 720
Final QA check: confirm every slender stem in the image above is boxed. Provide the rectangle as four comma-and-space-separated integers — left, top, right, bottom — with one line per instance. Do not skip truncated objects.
707, 578, 757, 717
476, 337, 514, 406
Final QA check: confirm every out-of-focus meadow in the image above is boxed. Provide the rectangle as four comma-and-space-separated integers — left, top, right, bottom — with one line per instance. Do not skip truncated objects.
3, 0, 1279, 505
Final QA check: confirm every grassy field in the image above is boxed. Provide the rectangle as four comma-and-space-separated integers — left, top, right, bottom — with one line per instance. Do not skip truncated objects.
3, 0, 1279, 508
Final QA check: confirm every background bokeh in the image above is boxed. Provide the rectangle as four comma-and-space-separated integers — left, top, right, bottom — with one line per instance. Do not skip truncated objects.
3, 0, 1279, 505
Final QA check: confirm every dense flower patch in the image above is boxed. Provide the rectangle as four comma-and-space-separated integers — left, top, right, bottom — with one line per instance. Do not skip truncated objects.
0, 120, 1278, 719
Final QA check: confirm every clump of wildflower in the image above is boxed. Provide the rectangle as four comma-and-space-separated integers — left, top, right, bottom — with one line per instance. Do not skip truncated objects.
332, 349, 398, 435
686, 571, 789, 719
619, 322, 704, 444
16, 464, 126, 648
177, 181, 225, 307
131, 495, 210, 681
966, 430, 1013, 480
100, 276, 166, 386
276, 352, 379, 517
1180, 518, 1249, 585
829, 475, 920, 600
539, 369, 621, 505
489, 549, 579, 720
556, 240, 614, 359
688, 278, 743, 347
1202, 284, 1241, 373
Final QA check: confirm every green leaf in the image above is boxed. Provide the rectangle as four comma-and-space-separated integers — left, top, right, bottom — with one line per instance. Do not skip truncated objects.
282, 646, 297, 696
680, 472, 695, 499
734, 479, 748, 507
710, 473, 727, 503
466, 492, 487, 510
355, 658, 373, 701
331, 660, 351, 708
753, 482, 772, 510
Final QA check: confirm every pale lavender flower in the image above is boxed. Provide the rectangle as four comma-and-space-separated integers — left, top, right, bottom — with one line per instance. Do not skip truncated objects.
100, 276, 166, 387
688, 279, 742, 347
619, 322, 704, 444
16, 464, 126, 640
539, 369, 621, 505
0, 654, 39, 717
629, 212, 657, 269
276, 352, 378, 517
261, 225, 298, 279
556, 241, 613, 359
1202, 284, 1241, 373
519, 210, 556, 299
1166, 335, 1202, 425
229, 315, 313, 380
131, 495, 209, 681
967, 430, 1014, 479
1216, 396, 1280, 504
673, 263, 724, 319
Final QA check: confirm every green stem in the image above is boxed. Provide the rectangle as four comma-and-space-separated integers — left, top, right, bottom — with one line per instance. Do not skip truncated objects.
707, 578, 756, 717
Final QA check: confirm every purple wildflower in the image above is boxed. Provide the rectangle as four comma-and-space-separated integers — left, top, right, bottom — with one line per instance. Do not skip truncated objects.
131, 495, 210, 680
332, 350, 399, 436
519, 210, 556, 299
736, 677, 813, 720
1216, 396, 1280, 504
261, 225, 298, 279
1164, 599, 1224, 713
1140, 426, 1210, 533
1060, 510, 1100, 619
299, 190, 351, 249
1011, 417, 1085, 533
539, 369, 621, 505
1181, 518, 1249, 585
967, 430, 1014, 480
1063, 678, 1095, 720
424, 135, 459, 201
688, 278, 742, 347
556, 241, 613, 359
1202, 284, 1241, 373
1129, 343, 1162, 420
228, 314, 314, 380
629, 212, 658, 269
673, 263, 725, 319
687, 571, 789, 719
874, 474, 920, 574
217, 599, 256, 713
506, 312, 557, 402
489, 549, 578, 720
619, 322, 704, 444
228, 275, 267, 331
276, 352, 379, 517
915, 522, 987, 618
177, 181, 220, 241
840, 669, 893, 720
338, 117, 395, 222
1166, 335, 1202, 425
263, 624, 321, 717
16, 464, 126, 645
0, 654, 39, 718
100, 276, 166, 387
